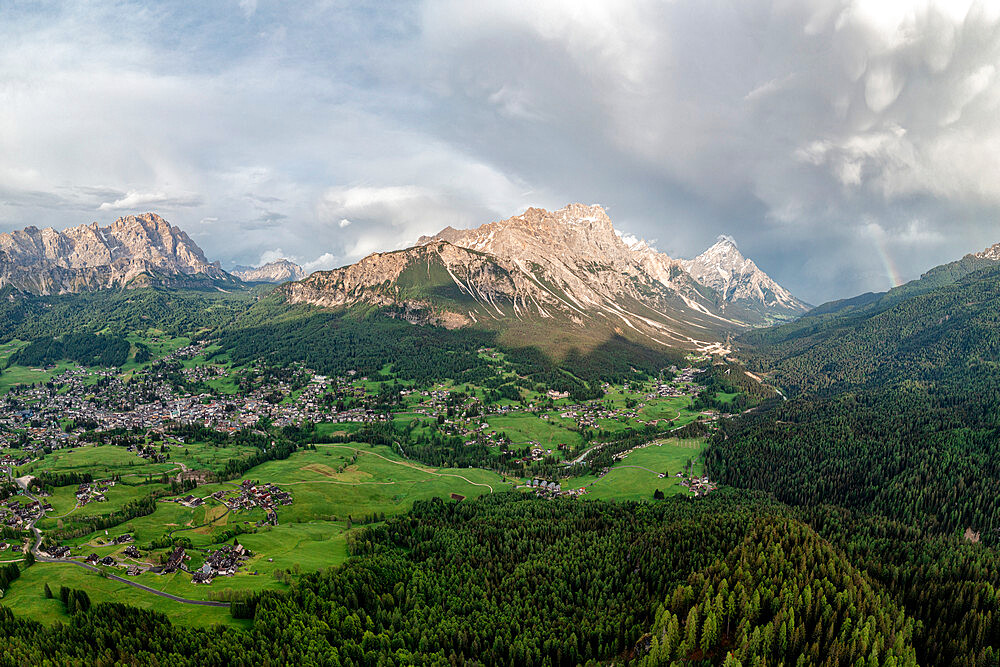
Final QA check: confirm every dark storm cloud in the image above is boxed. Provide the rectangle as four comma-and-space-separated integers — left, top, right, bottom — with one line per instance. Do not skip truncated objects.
1, 1, 999, 302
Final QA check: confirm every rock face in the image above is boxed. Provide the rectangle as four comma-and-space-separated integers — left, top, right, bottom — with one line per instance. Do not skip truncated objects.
232, 259, 305, 283
972, 242, 1000, 261
0, 213, 231, 294
681, 236, 810, 323
284, 204, 798, 352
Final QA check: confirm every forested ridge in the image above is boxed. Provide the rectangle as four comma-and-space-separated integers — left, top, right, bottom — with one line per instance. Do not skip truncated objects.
213, 297, 682, 391
700, 257, 1000, 663
0, 285, 258, 341
710, 263, 1000, 540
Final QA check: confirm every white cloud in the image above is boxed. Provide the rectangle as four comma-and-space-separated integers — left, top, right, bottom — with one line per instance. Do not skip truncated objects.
302, 252, 337, 273
258, 248, 288, 265
238, 0, 258, 18
2, 1, 1000, 302
98, 190, 202, 211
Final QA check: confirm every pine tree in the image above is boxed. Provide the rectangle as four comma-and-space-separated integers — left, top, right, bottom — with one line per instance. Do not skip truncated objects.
723, 652, 743, 667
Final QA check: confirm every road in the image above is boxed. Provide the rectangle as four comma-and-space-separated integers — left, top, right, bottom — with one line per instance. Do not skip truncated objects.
12, 468, 229, 608
564, 419, 689, 467
28, 557, 231, 607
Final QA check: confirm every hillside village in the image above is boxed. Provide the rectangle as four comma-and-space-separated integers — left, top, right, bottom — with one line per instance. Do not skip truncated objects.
0, 343, 716, 466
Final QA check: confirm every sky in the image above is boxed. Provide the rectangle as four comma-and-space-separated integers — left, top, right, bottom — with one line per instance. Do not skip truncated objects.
2, 1, 1000, 304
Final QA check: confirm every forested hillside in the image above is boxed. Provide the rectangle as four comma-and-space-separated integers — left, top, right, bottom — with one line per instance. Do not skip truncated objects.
1, 493, 995, 664
0, 286, 258, 341
710, 263, 1000, 538
213, 295, 683, 391
740, 263, 1000, 395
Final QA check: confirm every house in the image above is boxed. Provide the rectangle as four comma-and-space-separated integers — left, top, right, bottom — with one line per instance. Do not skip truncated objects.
191, 570, 213, 584
163, 546, 187, 573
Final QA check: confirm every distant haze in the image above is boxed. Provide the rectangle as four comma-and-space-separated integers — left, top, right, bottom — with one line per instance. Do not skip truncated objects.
2, 1, 1000, 304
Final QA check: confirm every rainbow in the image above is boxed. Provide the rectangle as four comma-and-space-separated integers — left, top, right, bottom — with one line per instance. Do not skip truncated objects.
874, 237, 903, 289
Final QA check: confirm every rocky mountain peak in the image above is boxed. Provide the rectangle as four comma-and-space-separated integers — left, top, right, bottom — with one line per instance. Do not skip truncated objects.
420, 204, 629, 268
0, 212, 228, 294
681, 236, 809, 317
232, 258, 305, 283
972, 242, 1000, 261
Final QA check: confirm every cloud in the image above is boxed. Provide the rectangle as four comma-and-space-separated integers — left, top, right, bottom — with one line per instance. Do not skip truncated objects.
2, 1, 1000, 302
258, 248, 288, 265
238, 0, 258, 18
301, 252, 337, 273
98, 190, 203, 211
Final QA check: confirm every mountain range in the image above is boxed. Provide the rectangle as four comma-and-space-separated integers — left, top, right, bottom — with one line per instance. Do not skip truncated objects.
231, 259, 305, 284
283, 204, 808, 354
0, 205, 807, 354
0, 213, 233, 294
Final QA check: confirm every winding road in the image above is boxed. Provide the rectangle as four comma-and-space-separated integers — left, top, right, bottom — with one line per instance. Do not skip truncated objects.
12, 470, 229, 608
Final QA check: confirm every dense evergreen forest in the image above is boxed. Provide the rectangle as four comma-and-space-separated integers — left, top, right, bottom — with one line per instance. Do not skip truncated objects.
213, 297, 682, 391
0, 493, 995, 664
8, 333, 131, 368
698, 258, 1000, 663
0, 285, 258, 341
710, 263, 1000, 540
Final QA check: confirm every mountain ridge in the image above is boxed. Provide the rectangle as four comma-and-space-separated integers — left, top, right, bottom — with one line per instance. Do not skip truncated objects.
282, 204, 800, 355
232, 259, 305, 283
417, 205, 808, 325
0, 213, 233, 294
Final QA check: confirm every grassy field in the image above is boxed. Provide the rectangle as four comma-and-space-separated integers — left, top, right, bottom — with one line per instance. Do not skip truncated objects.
13, 441, 507, 627
485, 413, 583, 451
250, 444, 510, 522
18, 444, 157, 478
0, 360, 79, 394
564, 437, 707, 502
35, 480, 172, 532
18, 442, 262, 481
637, 395, 694, 423
0, 562, 245, 627
227, 521, 351, 575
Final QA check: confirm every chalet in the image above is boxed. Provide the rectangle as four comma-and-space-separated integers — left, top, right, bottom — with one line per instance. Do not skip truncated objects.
191, 570, 213, 584
163, 546, 187, 574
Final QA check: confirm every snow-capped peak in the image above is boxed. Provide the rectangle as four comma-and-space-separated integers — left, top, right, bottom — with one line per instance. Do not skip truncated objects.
681, 236, 809, 316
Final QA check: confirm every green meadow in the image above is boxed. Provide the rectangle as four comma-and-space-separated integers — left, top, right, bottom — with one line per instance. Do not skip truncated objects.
0, 562, 244, 627
485, 413, 583, 450
564, 437, 707, 502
